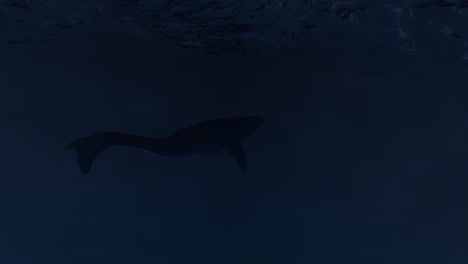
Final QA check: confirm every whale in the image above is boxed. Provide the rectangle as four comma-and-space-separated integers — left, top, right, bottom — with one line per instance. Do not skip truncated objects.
66, 116, 264, 174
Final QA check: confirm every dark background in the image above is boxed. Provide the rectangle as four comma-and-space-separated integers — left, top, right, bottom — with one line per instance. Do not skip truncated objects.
1, 1, 467, 263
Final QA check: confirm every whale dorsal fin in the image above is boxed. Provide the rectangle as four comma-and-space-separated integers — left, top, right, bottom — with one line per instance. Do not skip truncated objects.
227, 143, 247, 170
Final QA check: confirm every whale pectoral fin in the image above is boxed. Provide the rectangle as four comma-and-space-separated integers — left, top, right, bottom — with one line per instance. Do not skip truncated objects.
227, 143, 247, 170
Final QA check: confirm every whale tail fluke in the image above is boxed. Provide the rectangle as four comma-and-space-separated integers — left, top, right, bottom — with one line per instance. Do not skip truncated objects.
66, 135, 107, 174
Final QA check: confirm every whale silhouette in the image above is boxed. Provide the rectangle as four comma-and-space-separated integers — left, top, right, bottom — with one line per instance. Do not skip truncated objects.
66, 116, 264, 174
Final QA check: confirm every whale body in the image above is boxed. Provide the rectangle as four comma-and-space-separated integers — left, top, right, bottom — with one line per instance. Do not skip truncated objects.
66, 116, 264, 174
